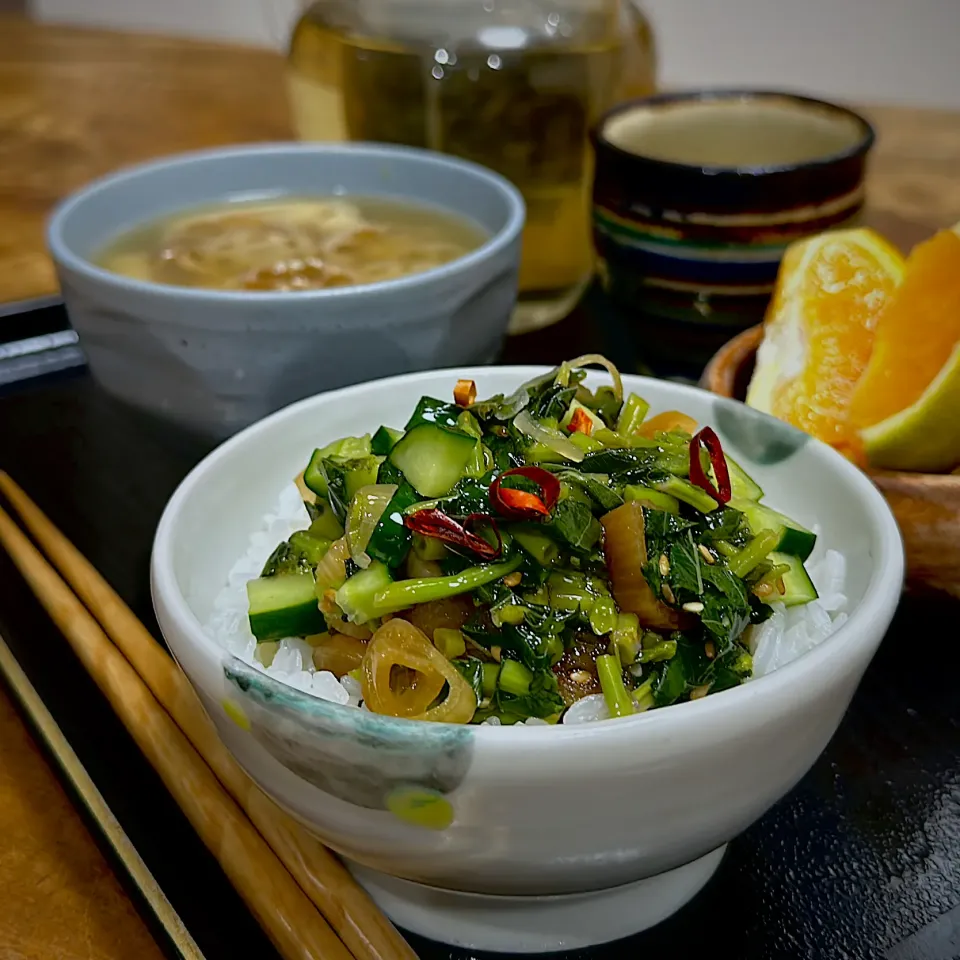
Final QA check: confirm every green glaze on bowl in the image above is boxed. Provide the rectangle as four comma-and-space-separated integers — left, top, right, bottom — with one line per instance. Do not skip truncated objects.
224, 657, 474, 813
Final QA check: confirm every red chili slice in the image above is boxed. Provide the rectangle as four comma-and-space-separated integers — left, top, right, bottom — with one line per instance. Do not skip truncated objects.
688, 426, 732, 504
567, 408, 593, 436
405, 509, 501, 560
489, 466, 561, 521
497, 488, 550, 517
463, 513, 503, 555
454, 379, 477, 407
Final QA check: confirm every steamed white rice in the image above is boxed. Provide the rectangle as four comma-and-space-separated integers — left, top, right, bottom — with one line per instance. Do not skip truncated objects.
204, 484, 849, 725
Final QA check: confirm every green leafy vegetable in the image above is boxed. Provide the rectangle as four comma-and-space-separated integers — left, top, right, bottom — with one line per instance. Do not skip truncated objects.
404, 396, 464, 432
371, 425, 404, 455
320, 456, 382, 523
452, 657, 485, 703
252, 354, 816, 726
548, 499, 602, 552
365, 480, 420, 567
486, 666, 564, 721
553, 470, 623, 511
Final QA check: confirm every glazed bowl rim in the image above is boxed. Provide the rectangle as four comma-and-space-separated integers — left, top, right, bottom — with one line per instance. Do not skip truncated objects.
591, 89, 876, 177
46, 141, 526, 305
152, 365, 904, 747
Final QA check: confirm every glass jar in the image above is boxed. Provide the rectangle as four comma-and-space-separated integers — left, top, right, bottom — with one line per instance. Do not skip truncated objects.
287, 0, 657, 333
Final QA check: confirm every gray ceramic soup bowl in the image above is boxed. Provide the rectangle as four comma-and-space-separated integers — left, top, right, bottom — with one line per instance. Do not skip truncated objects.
47, 143, 525, 438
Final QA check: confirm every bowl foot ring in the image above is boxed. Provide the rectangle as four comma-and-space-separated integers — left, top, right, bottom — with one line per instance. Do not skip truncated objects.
347, 845, 726, 953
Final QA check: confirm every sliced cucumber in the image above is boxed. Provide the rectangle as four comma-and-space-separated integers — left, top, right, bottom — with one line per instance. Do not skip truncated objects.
335, 561, 394, 624
289, 531, 332, 566
302, 436, 372, 496
307, 498, 344, 541
303, 448, 329, 497
247, 573, 325, 642
770, 551, 818, 607
616, 393, 650, 435
389, 423, 478, 498
731, 497, 817, 561
726, 457, 763, 501
322, 456, 384, 522
371, 426, 404, 455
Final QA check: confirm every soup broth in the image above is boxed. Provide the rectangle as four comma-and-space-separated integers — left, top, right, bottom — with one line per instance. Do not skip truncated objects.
95, 195, 488, 291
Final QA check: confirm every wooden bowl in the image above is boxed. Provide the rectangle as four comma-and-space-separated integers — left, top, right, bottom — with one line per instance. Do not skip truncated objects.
702, 326, 960, 597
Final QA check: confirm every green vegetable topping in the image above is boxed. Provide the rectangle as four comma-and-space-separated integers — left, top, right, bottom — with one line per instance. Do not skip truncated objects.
250, 356, 819, 726
597, 655, 634, 717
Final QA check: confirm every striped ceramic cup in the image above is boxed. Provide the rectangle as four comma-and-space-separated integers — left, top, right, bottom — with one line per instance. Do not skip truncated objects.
590, 90, 875, 373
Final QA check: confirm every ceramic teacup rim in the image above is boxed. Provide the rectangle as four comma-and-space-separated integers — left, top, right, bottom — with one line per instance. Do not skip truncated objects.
591, 89, 876, 177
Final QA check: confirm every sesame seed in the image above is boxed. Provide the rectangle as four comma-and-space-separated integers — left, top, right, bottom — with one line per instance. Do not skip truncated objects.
682, 601, 705, 614
570, 670, 593, 685
658, 554, 670, 576
503, 571, 522, 587
690, 683, 712, 700
704, 641, 716, 659
698, 544, 715, 565
661, 583, 676, 604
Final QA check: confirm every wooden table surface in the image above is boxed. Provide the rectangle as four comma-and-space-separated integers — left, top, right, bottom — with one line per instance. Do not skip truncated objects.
2, 13, 960, 960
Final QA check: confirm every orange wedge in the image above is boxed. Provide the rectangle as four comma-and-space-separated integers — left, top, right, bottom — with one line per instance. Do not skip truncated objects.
746, 228, 905, 457
849, 227, 960, 471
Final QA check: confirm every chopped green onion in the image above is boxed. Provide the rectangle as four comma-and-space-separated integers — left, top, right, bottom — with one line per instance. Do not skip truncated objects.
727, 529, 780, 578
639, 638, 677, 663
589, 597, 618, 636
616, 393, 650, 435
733, 651, 753, 676
512, 527, 561, 566
591, 427, 628, 448
433, 628, 466, 659
609, 612, 641, 665
655, 475, 718, 513
597, 654, 634, 717
632, 673, 656, 711
525, 442, 568, 464
753, 562, 792, 589
547, 571, 607, 612
481, 663, 500, 698
623, 484, 680, 513
715, 539, 738, 559
493, 604, 526, 626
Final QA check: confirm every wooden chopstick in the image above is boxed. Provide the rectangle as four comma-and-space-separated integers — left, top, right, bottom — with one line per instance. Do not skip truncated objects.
0, 473, 416, 960
0, 501, 352, 960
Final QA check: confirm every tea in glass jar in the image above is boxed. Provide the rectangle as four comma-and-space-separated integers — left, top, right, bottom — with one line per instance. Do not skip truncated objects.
287, 0, 657, 332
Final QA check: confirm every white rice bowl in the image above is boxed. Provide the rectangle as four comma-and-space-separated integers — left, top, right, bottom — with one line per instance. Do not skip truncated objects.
204, 483, 849, 726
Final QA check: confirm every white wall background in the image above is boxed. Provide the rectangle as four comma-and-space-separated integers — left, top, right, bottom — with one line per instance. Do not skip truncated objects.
30, 0, 960, 109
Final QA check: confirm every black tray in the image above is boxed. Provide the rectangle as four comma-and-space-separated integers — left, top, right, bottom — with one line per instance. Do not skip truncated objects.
1, 300, 959, 960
